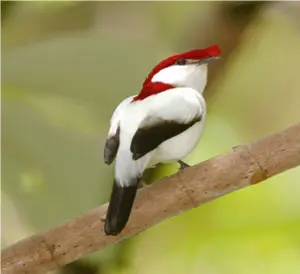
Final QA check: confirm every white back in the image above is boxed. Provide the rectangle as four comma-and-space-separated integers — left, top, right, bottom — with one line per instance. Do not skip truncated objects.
108, 95, 135, 137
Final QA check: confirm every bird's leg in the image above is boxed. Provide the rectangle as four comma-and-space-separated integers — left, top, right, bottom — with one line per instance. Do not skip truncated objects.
101, 214, 106, 222
178, 160, 190, 171
138, 180, 149, 189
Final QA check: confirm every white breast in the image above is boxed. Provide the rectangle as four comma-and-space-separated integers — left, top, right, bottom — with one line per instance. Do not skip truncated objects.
151, 120, 205, 166
140, 88, 206, 166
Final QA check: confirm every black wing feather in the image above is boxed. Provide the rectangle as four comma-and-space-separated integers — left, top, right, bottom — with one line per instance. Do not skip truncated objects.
104, 126, 120, 165
130, 116, 202, 160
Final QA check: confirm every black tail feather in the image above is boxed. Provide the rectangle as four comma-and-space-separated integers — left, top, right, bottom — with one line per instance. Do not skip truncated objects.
104, 179, 139, 236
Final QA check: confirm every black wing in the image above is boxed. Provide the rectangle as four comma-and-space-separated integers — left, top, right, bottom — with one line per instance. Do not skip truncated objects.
130, 115, 202, 161
103, 126, 120, 165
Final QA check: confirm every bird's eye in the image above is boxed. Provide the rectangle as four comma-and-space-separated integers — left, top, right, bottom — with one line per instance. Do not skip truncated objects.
176, 59, 187, 65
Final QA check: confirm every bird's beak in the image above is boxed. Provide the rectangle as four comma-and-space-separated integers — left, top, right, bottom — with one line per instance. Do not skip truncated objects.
196, 56, 221, 65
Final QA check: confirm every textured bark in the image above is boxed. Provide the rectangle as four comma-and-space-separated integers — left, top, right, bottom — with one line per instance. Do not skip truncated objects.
2, 123, 300, 274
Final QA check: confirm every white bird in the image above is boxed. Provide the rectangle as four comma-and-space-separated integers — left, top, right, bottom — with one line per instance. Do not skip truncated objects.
103, 45, 221, 235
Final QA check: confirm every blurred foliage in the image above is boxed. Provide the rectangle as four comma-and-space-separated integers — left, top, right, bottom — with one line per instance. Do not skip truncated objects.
1, 2, 300, 274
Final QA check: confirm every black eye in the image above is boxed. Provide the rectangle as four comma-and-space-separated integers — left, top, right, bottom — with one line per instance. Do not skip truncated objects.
176, 59, 187, 65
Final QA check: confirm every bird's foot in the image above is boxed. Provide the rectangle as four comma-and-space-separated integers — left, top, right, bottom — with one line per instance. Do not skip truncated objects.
138, 180, 149, 189
178, 160, 190, 171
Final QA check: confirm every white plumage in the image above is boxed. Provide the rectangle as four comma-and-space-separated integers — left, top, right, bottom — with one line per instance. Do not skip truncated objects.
108, 63, 208, 187
103, 45, 221, 236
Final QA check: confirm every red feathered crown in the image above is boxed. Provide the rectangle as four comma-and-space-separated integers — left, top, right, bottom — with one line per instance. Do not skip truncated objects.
143, 45, 221, 86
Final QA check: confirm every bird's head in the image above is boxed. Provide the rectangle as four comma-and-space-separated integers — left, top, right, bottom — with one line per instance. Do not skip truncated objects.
132, 45, 221, 102
144, 45, 221, 93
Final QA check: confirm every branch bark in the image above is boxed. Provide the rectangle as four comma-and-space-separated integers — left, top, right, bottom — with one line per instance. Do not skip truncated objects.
2, 123, 300, 274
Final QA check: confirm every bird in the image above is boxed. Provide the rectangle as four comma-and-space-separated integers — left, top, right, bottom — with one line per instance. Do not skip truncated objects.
103, 44, 221, 236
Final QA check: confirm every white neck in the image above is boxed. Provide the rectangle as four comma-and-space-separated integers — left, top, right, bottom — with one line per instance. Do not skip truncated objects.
151, 64, 208, 93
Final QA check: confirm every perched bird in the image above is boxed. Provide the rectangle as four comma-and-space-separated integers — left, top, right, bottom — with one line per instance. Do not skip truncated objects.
103, 45, 221, 235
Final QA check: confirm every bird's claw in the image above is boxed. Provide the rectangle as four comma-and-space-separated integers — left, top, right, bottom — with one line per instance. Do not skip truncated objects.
138, 180, 149, 189
178, 160, 190, 171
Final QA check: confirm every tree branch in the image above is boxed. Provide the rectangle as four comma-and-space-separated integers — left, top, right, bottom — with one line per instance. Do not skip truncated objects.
2, 123, 300, 274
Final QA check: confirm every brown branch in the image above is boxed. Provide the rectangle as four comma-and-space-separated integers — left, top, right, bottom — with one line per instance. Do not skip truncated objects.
2, 123, 300, 274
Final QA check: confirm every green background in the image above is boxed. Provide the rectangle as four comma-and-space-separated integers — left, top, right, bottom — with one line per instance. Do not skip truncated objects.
2, 2, 300, 274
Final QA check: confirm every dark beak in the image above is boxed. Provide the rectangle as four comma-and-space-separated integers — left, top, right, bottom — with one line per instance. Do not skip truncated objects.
197, 56, 221, 65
